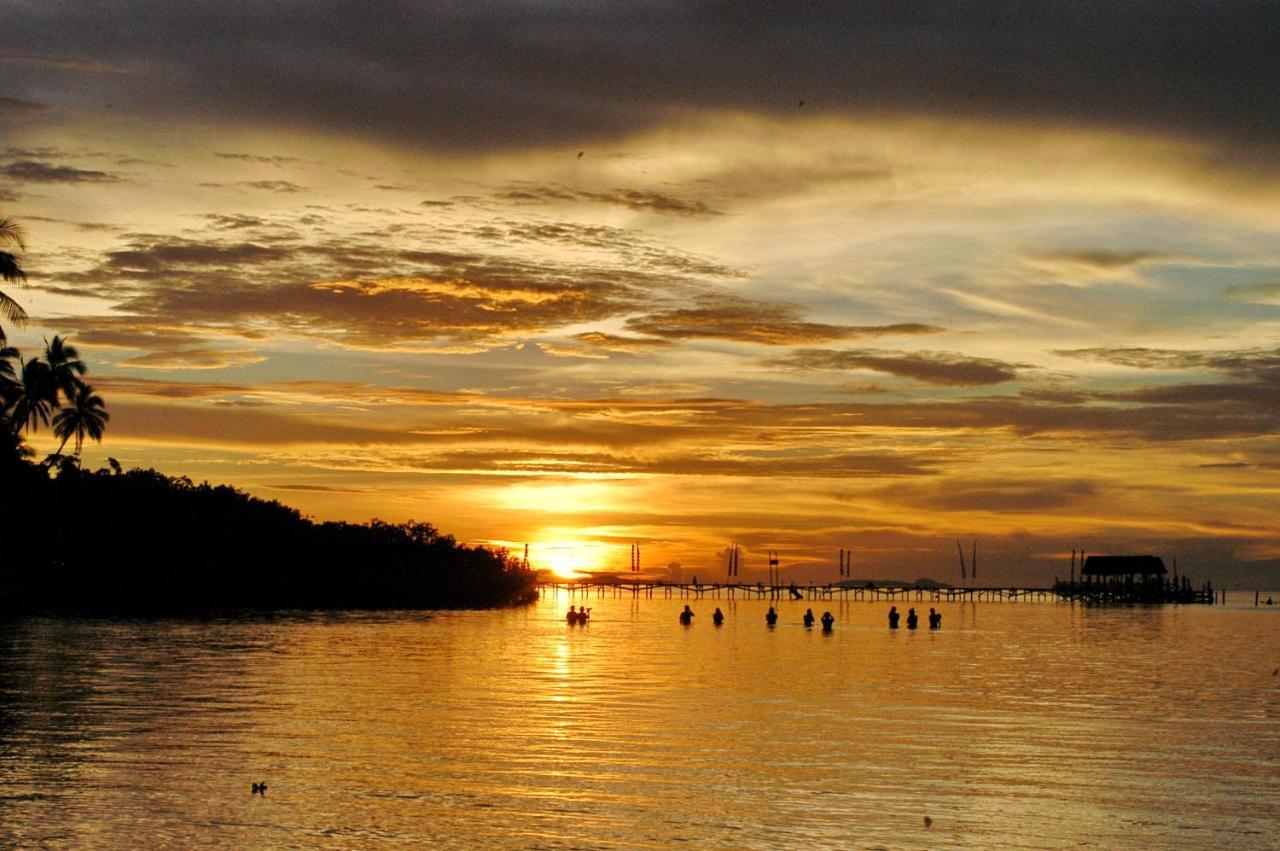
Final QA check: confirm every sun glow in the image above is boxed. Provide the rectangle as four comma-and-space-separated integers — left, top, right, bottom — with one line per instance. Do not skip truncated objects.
536, 539, 615, 580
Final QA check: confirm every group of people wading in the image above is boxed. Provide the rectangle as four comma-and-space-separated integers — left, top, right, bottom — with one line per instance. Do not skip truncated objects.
568, 603, 944, 631
886, 606, 942, 629
679, 604, 842, 631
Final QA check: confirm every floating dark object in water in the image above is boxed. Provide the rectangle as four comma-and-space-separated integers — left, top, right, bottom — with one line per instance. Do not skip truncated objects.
252, 782, 267, 795
923, 815, 933, 828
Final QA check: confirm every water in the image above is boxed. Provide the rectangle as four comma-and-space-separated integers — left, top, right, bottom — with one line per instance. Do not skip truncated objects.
2, 594, 1278, 849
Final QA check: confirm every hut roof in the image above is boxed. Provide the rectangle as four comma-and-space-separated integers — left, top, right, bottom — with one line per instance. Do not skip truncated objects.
1082, 555, 1167, 576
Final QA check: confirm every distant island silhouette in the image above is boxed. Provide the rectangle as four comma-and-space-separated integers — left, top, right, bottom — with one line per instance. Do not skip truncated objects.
0, 458, 538, 615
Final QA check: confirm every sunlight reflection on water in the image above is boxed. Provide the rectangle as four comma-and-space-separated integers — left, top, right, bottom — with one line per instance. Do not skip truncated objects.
1, 595, 1278, 848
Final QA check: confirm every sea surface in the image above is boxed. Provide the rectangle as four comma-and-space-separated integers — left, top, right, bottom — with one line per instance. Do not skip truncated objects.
2, 591, 1278, 849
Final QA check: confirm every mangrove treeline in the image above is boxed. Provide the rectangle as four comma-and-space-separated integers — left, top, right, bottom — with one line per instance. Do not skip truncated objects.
1, 212, 536, 614
1, 459, 539, 614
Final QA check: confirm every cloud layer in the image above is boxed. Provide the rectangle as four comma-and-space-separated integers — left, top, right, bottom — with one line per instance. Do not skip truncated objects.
5, 2, 1280, 161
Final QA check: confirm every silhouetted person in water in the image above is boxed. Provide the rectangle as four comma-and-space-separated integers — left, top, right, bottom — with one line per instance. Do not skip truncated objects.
928, 608, 941, 629
888, 606, 900, 629
566, 605, 578, 624
766, 606, 778, 626
803, 608, 815, 628
821, 611, 835, 632
679, 604, 694, 625
713, 607, 725, 626
906, 608, 919, 630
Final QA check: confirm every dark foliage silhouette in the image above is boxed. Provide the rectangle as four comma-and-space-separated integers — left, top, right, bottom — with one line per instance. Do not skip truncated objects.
52, 383, 108, 455
0, 216, 27, 340
43, 335, 87, 404
0, 459, 538, 614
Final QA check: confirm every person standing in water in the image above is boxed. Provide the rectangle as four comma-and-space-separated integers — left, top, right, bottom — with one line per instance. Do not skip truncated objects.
928, 608, 941, 629
888, 606, 900, 629
803, 608, 816, 628
906, 608, 919, 630
820, 611, 835, 632
712, 607, 725, 626
679, 604, 694, 625
765, 606, 778, 626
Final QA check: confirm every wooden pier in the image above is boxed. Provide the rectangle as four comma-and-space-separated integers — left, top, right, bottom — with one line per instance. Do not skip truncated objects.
537, 580, 1222, 605
540, 580, 1059, 602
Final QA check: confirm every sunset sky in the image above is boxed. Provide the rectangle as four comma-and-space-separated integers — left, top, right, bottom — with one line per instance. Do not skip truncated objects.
3, 3, 1279, 586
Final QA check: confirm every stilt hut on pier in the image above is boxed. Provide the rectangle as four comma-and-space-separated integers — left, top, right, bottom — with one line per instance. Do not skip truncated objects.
1080, 554, 1167, 602
1082, 555, 1166, 584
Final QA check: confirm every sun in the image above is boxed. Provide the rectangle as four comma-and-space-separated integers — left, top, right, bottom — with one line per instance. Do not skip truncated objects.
537, 540, 613, 580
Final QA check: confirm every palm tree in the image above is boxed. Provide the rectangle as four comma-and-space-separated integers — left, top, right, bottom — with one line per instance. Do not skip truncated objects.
0, 345, 23, 460
10, 356, 55, 434
0, 419, 32, 464
53, 383, 109, 455
0, 344, 17, 396
0, 216, 28, 344
44, 335, 87, 404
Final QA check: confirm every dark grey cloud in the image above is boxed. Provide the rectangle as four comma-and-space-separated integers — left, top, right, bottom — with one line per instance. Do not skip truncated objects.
2, 3, 1277, 158
773, 348, 1021, 385
200, 180, 306, 193
0, 159, 122, 184
214, 152, 301, 165
499, 184, 720, 217
627, 298, 940, 346
1033, 249, 1169, 269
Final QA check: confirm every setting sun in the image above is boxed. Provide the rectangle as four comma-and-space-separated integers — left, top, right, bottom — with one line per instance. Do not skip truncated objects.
535, 539, 616, 580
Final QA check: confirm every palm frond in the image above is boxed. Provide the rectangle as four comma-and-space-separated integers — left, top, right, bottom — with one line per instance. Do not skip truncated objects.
0, 252, 26, 285
0, 217, 25, 251
0, 289, 28, 325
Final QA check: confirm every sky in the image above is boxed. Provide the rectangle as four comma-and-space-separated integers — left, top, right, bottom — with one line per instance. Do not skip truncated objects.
3, 2, 1279, 586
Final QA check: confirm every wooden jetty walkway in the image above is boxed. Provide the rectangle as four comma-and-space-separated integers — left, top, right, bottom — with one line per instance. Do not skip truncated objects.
537, 580, 1222, 605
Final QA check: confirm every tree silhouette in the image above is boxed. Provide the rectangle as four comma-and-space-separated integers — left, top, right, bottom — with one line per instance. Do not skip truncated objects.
44, 335, 87, 404
53, 382, 109, 455
0, 218, 108, 466
10, 356, 55, 434
0, 217, 28, 343
0, 344, 18, 402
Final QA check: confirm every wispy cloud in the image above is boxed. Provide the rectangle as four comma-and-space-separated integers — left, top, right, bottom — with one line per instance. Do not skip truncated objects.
200, 180, 306, 193
499, 184, 721, 217
0, 160, 122, 184
626, 296, 941, 346
771, 349, 1022, 386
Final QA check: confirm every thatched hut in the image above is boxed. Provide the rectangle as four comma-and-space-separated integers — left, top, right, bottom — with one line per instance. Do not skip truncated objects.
1082, 555, 1167, 583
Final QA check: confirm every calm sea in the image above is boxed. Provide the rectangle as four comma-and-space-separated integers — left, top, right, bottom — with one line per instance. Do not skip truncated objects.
2, 592, 1278, 849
